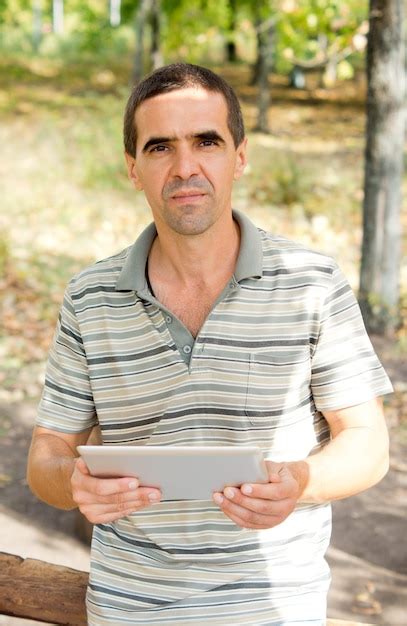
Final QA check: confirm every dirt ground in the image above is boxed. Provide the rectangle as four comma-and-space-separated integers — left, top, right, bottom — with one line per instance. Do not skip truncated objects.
0, 336, 406, 626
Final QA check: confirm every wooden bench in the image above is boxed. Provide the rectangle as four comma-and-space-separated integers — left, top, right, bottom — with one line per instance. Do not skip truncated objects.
0, 552, 375, 626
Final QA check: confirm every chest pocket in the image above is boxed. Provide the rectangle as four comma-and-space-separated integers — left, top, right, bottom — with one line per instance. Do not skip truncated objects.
245, 348, 311, 425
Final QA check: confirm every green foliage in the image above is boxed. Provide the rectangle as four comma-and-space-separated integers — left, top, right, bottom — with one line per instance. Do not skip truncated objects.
0, 0, 132, 56
0, 0, 31, 27
275, 0, 368, 75
0, 0, 369, 83
62, 0, 127, 53
162, 0, 231, 63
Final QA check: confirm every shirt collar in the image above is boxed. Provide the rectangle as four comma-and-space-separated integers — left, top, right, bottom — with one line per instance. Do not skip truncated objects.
233, 209, 263, 282
115, 209, 263, 292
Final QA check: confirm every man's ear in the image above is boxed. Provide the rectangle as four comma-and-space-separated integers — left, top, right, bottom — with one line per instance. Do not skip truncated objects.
124, 152, 143, 190
233, 137, 248, 180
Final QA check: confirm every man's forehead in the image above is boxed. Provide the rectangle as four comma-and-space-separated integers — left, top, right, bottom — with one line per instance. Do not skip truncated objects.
135, 87, 228, 125
134, 87, 230, 144
140, 85, 226, 107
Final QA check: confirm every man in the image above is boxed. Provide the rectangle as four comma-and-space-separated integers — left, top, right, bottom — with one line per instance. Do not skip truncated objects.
27, 63, 392, 625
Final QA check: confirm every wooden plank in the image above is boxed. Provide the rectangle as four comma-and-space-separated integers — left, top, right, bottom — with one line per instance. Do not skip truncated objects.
0, 552, 87, 625
0, 552, 373, 626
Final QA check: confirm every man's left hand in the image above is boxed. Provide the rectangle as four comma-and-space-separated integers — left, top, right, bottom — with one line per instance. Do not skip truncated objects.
213, 461, 300, 529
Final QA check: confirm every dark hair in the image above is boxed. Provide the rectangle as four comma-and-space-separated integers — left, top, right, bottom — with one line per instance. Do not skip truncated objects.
123, 63, 245, 157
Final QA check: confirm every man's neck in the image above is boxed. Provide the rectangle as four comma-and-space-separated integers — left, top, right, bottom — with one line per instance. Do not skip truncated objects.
149, 213, 240, 289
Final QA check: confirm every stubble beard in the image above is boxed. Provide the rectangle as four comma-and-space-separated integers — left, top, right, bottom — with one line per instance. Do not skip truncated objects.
160, 177, 217, 236
161, 200, 218, 236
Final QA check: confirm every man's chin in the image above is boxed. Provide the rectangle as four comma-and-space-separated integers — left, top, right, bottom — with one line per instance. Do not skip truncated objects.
163, 207, 216, 236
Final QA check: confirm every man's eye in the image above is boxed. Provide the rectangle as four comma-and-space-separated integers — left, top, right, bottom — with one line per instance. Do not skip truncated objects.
200, 140, 217, 147
150, 145, 168, 153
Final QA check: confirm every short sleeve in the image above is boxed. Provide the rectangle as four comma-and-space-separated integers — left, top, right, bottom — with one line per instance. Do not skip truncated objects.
37, 284, 97, 433
311, 264, 393, 412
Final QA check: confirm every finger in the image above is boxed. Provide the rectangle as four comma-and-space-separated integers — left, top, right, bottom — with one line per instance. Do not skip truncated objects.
223, 511, 271, 530
275, 462, 300, 483
242, 481, 298, 504
136, 487, 161, 503
75, 457, 91, 475
78, 474, 142, 498
83, 508, 142, 525
265, 460, 284, 482
265, 461, 299, 494
79, 491, 161, 523
72, 458, 142, 496
222, 487, 292, 517
214, 494, 279, 530
80, 499, 146, 516
215, 491, 282, 526
241, 474, 299, 502
75, 486, 161, 506
81, 490, 161, 513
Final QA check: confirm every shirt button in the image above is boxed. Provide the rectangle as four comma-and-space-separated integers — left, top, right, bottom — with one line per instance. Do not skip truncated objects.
165, 315, 172, 324
229, 281, 235, 289
183, 345, 192, 354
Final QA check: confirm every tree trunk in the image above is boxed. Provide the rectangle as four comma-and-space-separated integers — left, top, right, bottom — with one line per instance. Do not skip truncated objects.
150, 0, 163, 71
254, 17, 274, 133
250, 19, 261, 86
226, 0, 238, 62
110, 0, 121, 27
52, 0, 64, 34
359, 0, 405, 335
132, 0, 150, 84
32, 0, 42, 52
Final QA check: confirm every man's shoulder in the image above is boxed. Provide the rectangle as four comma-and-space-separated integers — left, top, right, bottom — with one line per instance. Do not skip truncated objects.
67, 245, 132, 294
259, 228, 337, 274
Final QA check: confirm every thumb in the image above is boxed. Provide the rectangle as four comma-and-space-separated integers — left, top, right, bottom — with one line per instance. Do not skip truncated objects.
276, 463, 297, 483
265, 460, 284, 483
75, 456, 90, 475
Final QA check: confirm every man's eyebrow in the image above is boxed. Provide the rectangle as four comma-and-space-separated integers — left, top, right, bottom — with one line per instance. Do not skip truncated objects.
142, 136, 175, 153
141, 130, 226, 153
193, 131, 226, 144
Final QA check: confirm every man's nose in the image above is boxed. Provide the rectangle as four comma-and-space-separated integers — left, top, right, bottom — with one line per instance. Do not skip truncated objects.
170, 146, 200, 179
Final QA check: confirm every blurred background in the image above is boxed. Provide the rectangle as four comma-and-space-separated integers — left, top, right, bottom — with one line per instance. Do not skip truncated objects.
0, 1, 406, 624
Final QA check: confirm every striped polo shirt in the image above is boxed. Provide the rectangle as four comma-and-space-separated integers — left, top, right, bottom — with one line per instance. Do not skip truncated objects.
37, 210, 392, 625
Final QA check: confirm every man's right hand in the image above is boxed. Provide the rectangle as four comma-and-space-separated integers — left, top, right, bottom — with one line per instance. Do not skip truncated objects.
71, 457, 162, 524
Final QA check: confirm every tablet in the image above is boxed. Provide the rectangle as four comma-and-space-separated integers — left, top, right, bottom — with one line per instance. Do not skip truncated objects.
77, 445, 268, 501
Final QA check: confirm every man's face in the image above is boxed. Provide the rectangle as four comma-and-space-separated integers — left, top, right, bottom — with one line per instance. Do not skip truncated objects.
125, 87, 247, 236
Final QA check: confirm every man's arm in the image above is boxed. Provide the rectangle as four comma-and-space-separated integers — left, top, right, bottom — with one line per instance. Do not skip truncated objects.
213, 397, 389, 528
289, 397, 389, 504
27, 426, 91, 510
27, 426, 162, 523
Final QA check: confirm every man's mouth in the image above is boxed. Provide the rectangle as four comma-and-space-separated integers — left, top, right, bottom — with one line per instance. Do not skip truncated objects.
171, 192, 206, 202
